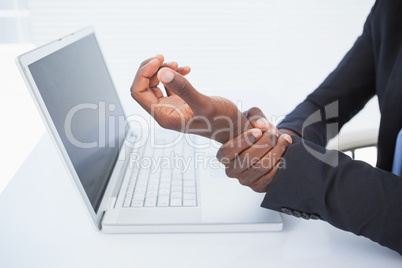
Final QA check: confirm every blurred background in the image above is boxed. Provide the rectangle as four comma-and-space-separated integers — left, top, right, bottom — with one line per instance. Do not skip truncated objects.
0, 0, 377, 192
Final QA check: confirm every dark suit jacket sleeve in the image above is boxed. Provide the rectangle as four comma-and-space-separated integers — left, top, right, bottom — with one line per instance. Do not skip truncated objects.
262, 136, 402, 254
277, 3, 377, 147
265, 1, 402, 254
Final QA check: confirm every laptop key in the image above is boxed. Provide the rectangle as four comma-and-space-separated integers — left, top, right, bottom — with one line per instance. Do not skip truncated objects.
123, 139, 198, 208
123, 199, 131, 207
170, 199, 182, 207
157, 196, 169, 207
183, 193, 196, 200
183, 187, 196, 193
183, 200, 197, 207
170, 192, 182, 199
131, 200, 144, 207
144, 198, 157, 207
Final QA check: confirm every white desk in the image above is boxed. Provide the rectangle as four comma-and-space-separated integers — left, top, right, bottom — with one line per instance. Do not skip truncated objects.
0, 133, 401, 268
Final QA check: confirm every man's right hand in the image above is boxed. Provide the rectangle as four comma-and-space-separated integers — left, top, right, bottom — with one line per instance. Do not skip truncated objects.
130, 55, 254, 144
216, 107, 293, 192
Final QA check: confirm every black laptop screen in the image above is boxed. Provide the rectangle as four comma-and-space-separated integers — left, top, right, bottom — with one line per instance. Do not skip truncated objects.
28, 33, 127, 213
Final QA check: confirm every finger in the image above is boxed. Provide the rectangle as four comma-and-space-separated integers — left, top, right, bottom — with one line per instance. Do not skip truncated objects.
160, 61, 179, 71
158, 65, 191, 96
248, 161, 281, 193
216, 128, 263, 162
238, 134, 291, 184
165, 66, 191, 96
164, 87, 175, 97
248, 134, 291, 174
149, 61, 179, 88
150, 63, 191, 96
243, 106, 265, 120
134, 58, 162, 92
159, 62, 179, 97
243, 107, 273, 132
150, 87, 164, 99
136, 55, 165, 90
131, 57, 164, 113
176, 66, 191, 76
139, 54, 164, 69
225, 129, 278, 176
249, 135, 291, 192
157, 67, 210, 113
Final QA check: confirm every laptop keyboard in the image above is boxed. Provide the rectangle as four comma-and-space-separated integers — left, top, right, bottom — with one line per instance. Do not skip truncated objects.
123, 139, 197, 208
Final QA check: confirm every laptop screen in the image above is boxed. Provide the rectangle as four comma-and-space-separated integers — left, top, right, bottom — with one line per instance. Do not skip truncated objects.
28, 33, 126, 213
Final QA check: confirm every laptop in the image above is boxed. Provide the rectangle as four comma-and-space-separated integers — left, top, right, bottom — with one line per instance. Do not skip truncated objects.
16, 27, 282, 233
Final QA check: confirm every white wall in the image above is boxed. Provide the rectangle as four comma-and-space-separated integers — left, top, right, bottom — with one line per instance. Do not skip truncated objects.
28, 0, 376, 121
1, 0, 378, 191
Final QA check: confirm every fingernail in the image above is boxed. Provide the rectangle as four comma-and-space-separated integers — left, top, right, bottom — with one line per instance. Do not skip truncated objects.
282, 134, 292, 144
250, 129, 262, 139
159, 69, 174, 83
256, 118, 269, 129
154, 54, 163, 63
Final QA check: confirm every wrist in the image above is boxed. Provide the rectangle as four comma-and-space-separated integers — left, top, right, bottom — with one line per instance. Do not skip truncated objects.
212, 113, 254, 144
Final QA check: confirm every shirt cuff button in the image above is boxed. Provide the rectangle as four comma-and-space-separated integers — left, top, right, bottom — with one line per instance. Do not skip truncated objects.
310, 214, 320, 220
292, 210, 302, 218
280, 207, 292, 215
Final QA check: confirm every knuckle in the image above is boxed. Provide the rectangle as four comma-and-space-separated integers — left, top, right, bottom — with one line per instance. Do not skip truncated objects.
218, 155, 231, 166
238, 178, 249, 186
254, 186, 266, 193
131, 88, 138, 100
216, 149, 224, 162
247, 107, 264, 120
250, 185, 260, 193
217, 145, 231, 160
225, 168, 236, 178
250, 181, 267, 193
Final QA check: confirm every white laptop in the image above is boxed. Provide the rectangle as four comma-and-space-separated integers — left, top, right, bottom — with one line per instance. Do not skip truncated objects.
16, 27, 282, 233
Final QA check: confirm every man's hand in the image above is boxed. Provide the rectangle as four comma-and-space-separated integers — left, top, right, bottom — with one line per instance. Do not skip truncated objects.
216, 107, 293, 192
131, 55, 253, 144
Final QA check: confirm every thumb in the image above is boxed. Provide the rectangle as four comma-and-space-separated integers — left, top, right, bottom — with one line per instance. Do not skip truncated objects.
158, 67, 209, 113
